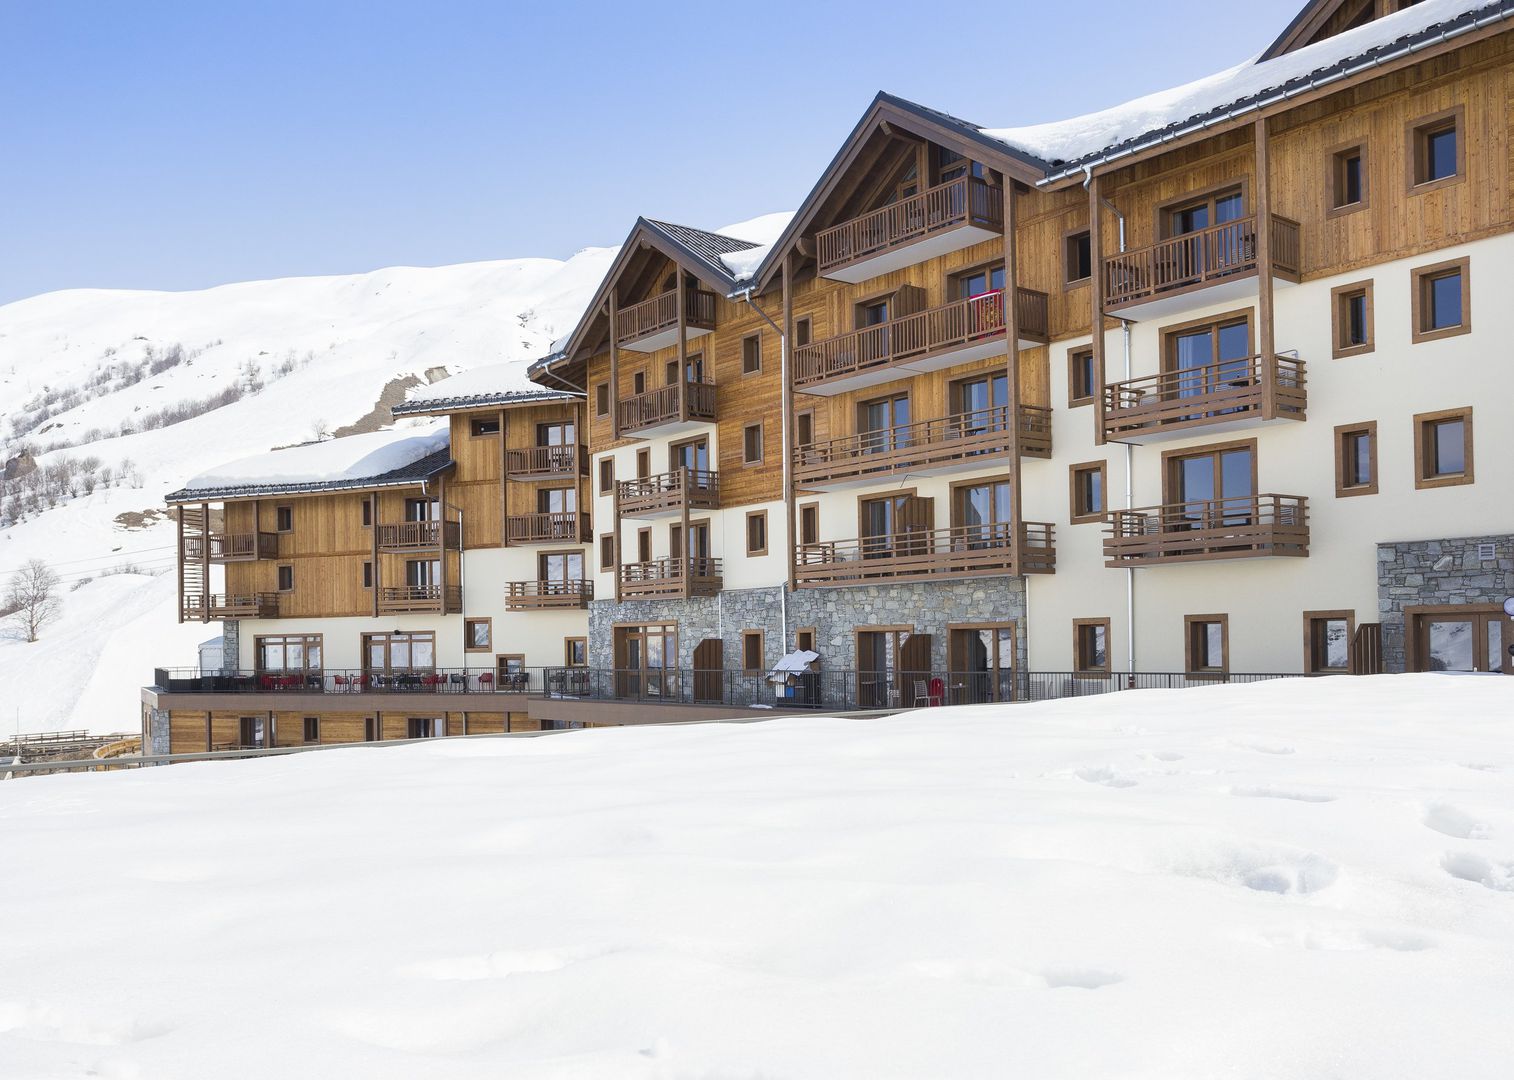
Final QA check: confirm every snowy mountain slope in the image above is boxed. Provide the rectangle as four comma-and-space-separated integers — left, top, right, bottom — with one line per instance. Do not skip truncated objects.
0, 212, 793, 734
3, 675, 1513, 1078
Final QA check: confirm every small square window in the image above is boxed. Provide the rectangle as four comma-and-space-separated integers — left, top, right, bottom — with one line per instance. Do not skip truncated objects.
1068, 347, 1096, 407
598, 457, 614, 495
1074, 619, 1110, 673
1329, 144, 1367, 213
1064, 230, 1092, 285
1331, 281, 1374, 357
746, 511, 768, 556
1069, 461, 1106, 524
599, 533, 615, 570
743, 422, 764, 465
277, 564, 294, 592
465, 618, 491, 652
1415, 408, 1473, 489
1335, 422, 1378, 498
741, 333, 762, 375
1410, 109, 1463, 189
595, 383, 610, 417
565, 637, 588, 666
470, 415, 500, 436
303, 717, 320, 743
796, 628, 816, 654
276, 505, 294, 532
741, 630, 765, 673
1411, 258, 1470, 343
1304, 611, 1353, 674
1185, 615, 1228, 677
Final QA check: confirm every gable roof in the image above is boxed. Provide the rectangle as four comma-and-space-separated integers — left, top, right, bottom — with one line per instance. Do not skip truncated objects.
1261, 0, 1371, 61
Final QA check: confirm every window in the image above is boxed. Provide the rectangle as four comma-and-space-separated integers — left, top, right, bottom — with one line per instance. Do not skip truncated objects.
856, 297, 891, 328
636, 527, 652, 563
1411, 258, 1470, 343
799, 503, 819, 546
598, 457, 614, 494
1162, 312, 1252, 407
796, 628, 816, 654
537, 420, 575, 448
746, 510, 768, 556
361, 498, 372, 527
599, 533, 615, 570
362, 560, 373, 588
464, 618, 491, 652
302, 717, 320, 744
406, 717, 436, 739
949, 373, 1007, 432
1335, 422, 1378, 497
256, 634, 322, 674
565, 638, 588, 666
795, 410, 814, 451
633, 371, 646, 395
1304, 611, 1354, 674
743, 422, 764, 465
595, 383, 609, 417
1064, 229, 1092, 285
363, 631, 436, 674
1329, 143, 1367, 214
496, 654, 528, 691
1073, 619, 1110, 674
364, 717, 377, 742
470, 415, 500, 436
537, 487, 577, 514
951, 477, 1011, 545
1331, 280, 1374, 357
741, 630, 765, 673
1414, 407, 1473, 489
1069, 461, 1107, 524
670, 436, 709, 475
636, 447, 650, 479
239, 717, 264, 749
1164, 439, 1255, 518
404, 559, 438, 587
1068, 346, 1096, 407
953, 263, 1004, 301
1408, 107, 1463, 190
858, 392, 910, 453
276, 505, 293, 532
1163, 185, 1244, 238
1184, 614, 1229, 677
404, 497, 436, 522
741, 333, 762, 375
277, 564, 293, 592
794, 317, 812, 348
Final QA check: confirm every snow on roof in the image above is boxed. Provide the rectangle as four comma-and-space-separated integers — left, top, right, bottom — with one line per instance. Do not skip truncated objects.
716, 212, 794, 283
984, 0, 1496, 168
398, 362, 576, 413
168, 421, 450, 501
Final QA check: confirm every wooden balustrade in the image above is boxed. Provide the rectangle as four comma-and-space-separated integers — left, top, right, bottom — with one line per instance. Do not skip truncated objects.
619, 556, 723, 599
617, 468, 720, 517
1103, 214, 1301, 310
183, 532, 279, 562
794, 521, 1055, 587
505, 511, 590, 544
1104, 494, 1309, 566
616, 380, 718, 435
376, 520, 461, 551
376, 585, 463, 613
181, 592, 280, 620
505, 444, 587, 480
792, 288, 1049, 393
816, 176, 1004, 277
1102, 354, 1306, 439
505, 579, 593, 611
613, 288, 717, 347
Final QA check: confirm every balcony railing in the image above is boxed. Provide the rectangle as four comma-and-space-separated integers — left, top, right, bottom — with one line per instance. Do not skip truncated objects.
1102, 354, 1305, 439
506, 512, 590, 544
620, 556, 723, 598
181, 592, 280, 621
153, 666, 550, 696
794, 522, 1055, 587
614, 288, 717, 349
505, 579, 593, 610
793, 404, 1050, 489
377, 585, 463, 613
792, 289, 1048, 395
618, 468, 719, 518
1103, 213, 1301, 312
505, 444, 588, 481
1104, 494, 1309, 566
617, 380, 717, 436
376, 520, 461, 551
182, 532, 279, 562
816, 176, 1004, 279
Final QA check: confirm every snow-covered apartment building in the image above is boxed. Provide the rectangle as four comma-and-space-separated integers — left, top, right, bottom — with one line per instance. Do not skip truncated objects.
143, 0, 1514, 749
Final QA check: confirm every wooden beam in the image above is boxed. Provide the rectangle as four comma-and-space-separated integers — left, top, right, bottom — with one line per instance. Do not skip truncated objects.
201, 501, 211, 622
1001, 185, 1025, 575
370, 493, 380, 617
676, 265, 688, 423
498, 407, 508, 548
1255, 117, 1277, 421
176, 505, 184, 624
609, 286, 621, 441
782, 252, 797, 596
1089, 175, 1108, 447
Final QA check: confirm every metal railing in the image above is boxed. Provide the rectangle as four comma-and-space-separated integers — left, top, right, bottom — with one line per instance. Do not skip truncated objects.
152, 666, 554, 696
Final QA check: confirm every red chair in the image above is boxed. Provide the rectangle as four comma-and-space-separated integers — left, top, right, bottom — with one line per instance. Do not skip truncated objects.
478, 672, 495, 692
927, 677, 946, 706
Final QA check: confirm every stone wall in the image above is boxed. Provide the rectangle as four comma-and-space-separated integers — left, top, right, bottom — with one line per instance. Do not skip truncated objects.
1376, 533, 1514, 671
220, 619, 241, 675
146, 707, 172, 756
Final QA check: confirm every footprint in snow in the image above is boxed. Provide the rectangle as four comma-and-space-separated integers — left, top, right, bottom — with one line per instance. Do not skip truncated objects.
1075, 765, 1137, 788
1441, 852, 1514, 892
1423, 802, 1491, 840
1230, 786, 1336, 803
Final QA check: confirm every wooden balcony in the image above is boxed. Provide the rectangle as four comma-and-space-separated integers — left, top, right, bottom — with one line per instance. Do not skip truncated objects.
505, 444, 588, 482
1103, 214, 1301, 320
1102, 354, 1305, 441
794, 522, 1055, 588
505, 579, 593, 611
616, 380, 717, 438
793, 405, 1050, 491
1104, 495, 1309, 567
182, 592, 280, 621
377, 585, 463, 614
816, 176, 1004, 282
376, 520, 461, 551
614, 288, 717, 352
620, 556, 723, 599
183, 532, 278, 562
618, 469, 719, 519
792, 289, 1048, 396
505, 511, 590, 545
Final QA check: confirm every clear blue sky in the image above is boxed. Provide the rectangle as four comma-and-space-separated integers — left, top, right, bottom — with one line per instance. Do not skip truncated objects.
0, 0, 1302, 305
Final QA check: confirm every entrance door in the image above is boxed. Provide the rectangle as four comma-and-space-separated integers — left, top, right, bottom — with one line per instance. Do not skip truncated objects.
856, 630, 931, 708
615, 624, 678, 699
693, 638, 723, 703
1412, 608, 1511, 673
949, 625, 1016, 704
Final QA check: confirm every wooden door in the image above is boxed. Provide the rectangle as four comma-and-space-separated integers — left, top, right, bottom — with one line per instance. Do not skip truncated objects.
693, 639, 723, 703
899, 633, 934, 701
899, 495, 934, 556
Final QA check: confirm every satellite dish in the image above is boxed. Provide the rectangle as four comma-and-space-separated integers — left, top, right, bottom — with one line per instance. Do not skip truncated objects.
1503, 597, 1514, 618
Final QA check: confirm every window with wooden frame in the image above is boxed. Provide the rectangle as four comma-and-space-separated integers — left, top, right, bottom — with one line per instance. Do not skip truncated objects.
1064, 229, 1092, 285
741, 333, 762, 375
598, 457, 614, 495
1303, 610, 1354, 674
794, 317, 813, 348
635, 447, 650, 479
1184, 614, 1229, 678
1067, 346, 1096, 407
362, 560, 373, 588
1334, 422, 1378, 497
632, 370, 646, 395
795, 627, 817, 654
746, 510, 768, 556
1327, 142, 1367, 215
255, 634, 322, 673
1331, 280, 1374, 357
464, 618, 491, 652
565, 637, 588, 666
636, 527, 652, 563
361, 497, 372, 527
302, 717, 320, 743
1161, 310, 1253, 388
1161, 184, 1244, 239
277, 564, 293, 592
276, 504, 294, 532
1069, 461, 1107, 524
799, 502, 819, 546
599, 533, 615, 570
951, 262, 1004, 302
743, 422, 764, 465
363, 631, 436, 673
469, 414, 500, 436
1073, 618, 1111, 674
1407, 106, 1464, 192
741, 630, 765, 673
795, 410, 815, 452
495, 654, 526, 688
1414, 407, 1473, 489
1162, 438, 1257, 511
1411, 257, 1470, 343
595, 383, 610, 418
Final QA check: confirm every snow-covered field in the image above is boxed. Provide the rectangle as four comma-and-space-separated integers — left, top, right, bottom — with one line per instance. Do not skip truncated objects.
3, 675, 1511, 1078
